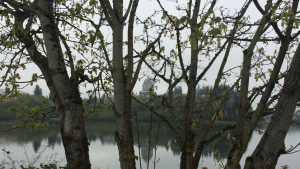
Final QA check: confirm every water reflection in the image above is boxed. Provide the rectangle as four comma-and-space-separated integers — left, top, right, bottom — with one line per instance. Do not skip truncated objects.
141, 140, 153, 163
0, 121, 299, 168
48, 134, 62, 150
0, 121, 234, 159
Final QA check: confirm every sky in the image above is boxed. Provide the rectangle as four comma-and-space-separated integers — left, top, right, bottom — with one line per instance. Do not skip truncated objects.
0, 0, 292, 109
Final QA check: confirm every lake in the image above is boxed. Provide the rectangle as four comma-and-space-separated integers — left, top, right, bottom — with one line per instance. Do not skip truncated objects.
0, 120, 299, 169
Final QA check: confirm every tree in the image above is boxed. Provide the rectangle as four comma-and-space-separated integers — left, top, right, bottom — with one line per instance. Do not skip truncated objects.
0, 0, 91, 168
97, 1, 164, 168
134, 0, 300, 169
244, 34, 300, 169
173, 86, 183, 94
196, 84, 212, 95
100, 94, 105, 104
33, 85, 42, 96
1, 0, 163, 168
49, 92, 53, 101
137, 0, 253, 168
89, 95, 97, 104
226, 1, 300, 168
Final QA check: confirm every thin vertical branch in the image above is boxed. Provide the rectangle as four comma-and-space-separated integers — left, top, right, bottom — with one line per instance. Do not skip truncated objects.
135, 111, 142, 169
153, 120, 161, 169
147, 110, 153, 169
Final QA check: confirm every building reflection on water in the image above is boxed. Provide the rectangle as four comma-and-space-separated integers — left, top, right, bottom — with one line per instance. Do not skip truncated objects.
1, 120, 299, 163
0, 120, 238, 161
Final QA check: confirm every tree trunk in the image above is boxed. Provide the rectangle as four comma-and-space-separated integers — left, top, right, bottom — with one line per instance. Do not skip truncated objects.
112, 21, 136, 169
191, 146, 204, 169
114, 95, 136, 169
35, 1, 91, 168
13, 6, 91, 169
58, 101, 91, 169
98, 0, 138, 168
179, 0, 202, 167
179, 41, 198, 168
225, 1, 285, 166
244, 42, 300, 169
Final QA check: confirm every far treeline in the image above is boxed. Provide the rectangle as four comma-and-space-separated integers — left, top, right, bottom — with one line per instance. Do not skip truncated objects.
0, 94, 55, 120
87, 84, 242, 121
0, 84, 241, 121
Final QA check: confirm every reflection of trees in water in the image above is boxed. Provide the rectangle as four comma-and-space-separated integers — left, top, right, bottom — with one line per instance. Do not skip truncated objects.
52, 121, 235, 160
0, 121, 62, 153
200, 127, 235, 160
1, 121, 234, 159
201, 137, 232, 160
98, 135, 115, 145
85, 121, 116, 145
140, 139, 153, 163
88, 134, 97, 142
48, 135, 61, 150
286, 124, 300, 135
33, 140, 41, 153
172, 148, 181, 156
31, 134, 61, 152
132, 121, 181, 158
7, 120, 298, 161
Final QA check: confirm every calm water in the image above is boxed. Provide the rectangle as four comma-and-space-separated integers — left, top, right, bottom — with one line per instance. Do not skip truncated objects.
0, 120, 299, 169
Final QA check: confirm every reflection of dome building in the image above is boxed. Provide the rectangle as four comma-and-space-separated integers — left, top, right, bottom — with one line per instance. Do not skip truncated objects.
141, 145, 153, 163
139, 78, 155, 97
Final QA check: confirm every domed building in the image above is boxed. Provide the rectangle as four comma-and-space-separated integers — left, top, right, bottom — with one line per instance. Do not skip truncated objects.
139, 78, 155, 97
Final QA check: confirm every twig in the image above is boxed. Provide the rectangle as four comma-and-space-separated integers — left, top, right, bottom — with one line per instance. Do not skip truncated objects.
147, 110, 153, 169
153, 120, 161, 169
135, 111, 143, 169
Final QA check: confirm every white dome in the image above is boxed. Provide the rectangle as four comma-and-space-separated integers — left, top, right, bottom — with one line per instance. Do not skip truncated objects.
143, 78, 154, 85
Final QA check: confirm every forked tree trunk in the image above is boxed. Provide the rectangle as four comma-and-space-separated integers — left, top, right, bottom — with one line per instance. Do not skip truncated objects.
227, 1, 298, 167
179, 0, 201, 167
244, 42, 300, 169
112, 21, 136, 169
97, 0, 139, 168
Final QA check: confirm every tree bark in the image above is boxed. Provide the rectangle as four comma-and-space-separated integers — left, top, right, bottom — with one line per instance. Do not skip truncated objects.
227, 1, 298, 167
26, 1, 91, 168
244, 42, 300, 169
114, 94, 136, 169
112, 23, 136, 168
111, 6, 136, 169
226, 14, 267, 169
179, 0, 201, 167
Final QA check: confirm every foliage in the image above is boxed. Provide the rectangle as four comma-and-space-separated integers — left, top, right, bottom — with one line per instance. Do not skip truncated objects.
0, 94, 56, 120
